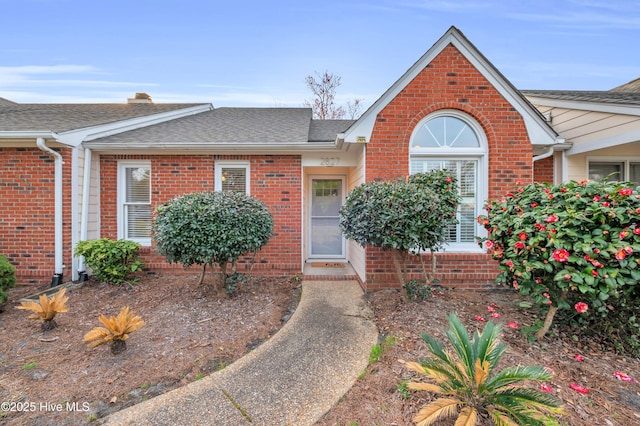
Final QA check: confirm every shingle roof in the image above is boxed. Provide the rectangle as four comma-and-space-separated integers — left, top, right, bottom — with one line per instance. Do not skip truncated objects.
611, 77, 640, 93
521, 90, 640, 106
0, 102, 206, 133
86, 107, 352, 146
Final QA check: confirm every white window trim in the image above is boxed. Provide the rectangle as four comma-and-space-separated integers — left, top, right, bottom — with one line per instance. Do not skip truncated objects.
410, 110, 488, 252
214, 161, 250, 194
117, 160, 151, 246
586, 156, 640, 182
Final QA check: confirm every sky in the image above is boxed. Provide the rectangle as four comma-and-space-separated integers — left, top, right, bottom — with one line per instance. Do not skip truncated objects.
1, 0, 639, 110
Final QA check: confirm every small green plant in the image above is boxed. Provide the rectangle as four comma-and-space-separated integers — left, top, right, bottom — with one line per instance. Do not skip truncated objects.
224, 271, 246, 295
74, 238, 144, 284
16, 287, 69, 332
520, 318, 545, 343
21, 361, 37, 370
405, 313, 563, 425
403, 279, 442, 300
369, 335, 397, 364
397, 380, 411, 400
0, 254, 16, 304
86, 413, 98, 422
195, 373, 204, 381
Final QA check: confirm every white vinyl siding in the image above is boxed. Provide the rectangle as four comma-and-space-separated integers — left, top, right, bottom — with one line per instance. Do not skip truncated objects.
118, 162, 151, 245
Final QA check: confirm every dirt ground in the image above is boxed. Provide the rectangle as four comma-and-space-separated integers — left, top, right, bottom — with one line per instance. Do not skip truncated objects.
317, 287, 640, 426
0, 272, 300, 425
2, 275, 640, 425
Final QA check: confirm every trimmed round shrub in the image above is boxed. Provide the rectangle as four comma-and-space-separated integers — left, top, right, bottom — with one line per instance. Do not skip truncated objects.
339, 170, 459, 286
152, 191, 273, 291
0, 254, 16, 304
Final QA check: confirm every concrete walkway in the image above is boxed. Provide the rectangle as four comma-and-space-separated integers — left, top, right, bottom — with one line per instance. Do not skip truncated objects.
105, 280, 378, 426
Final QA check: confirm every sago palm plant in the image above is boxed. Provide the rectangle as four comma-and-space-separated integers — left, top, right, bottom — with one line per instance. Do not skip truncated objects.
16, 287, 69, 332
404, 313, 564, 426
84, 306, 144, 355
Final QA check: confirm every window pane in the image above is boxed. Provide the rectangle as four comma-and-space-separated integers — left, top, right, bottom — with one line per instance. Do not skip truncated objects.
411, 159, 477, 243
630, 163, 640, 186
221, 167, 247, 193
126, 205, 151, 238
588, 162, 623, 182
125, 167, 150, 202
413, 116, 479, 149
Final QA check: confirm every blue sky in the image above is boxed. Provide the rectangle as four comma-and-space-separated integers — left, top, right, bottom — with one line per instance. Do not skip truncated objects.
1, 0, 639, 109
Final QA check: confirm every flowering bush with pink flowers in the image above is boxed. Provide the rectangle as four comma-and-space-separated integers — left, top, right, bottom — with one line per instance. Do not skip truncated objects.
478, 179, 640, 340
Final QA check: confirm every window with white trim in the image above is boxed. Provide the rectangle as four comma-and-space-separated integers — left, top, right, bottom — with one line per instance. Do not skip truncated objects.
215, 161, 250, 194
588, 159, 640, 186
410, 111, 487, 250
118, 161, 151, 246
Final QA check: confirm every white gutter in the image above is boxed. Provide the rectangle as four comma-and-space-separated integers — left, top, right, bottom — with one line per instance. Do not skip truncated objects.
36, 137, 64, 285
77, 148, 92, 279
532, 140, 571, 162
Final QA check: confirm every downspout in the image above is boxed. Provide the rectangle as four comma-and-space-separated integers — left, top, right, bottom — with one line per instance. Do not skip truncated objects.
36, 137, 64, 286
77, 148, 92, 281
532, 140, 571, 184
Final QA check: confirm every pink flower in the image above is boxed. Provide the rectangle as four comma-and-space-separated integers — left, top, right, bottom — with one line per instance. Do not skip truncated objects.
487, 305, 496, 312
531, 202, 538, 208
514, 241, 525, 249
485, 240, 494, 250
570, 383, 589, 395
574, 354, 584, 362
614, 371, 638, 382
475, 315, 485, 322
574, 302, 589, 313
490, 312, 501, 319
552, 249, 570, 262
602, 201, 611, 207
564, 274, 571, 281
593, 195, 601, 202
615, 250, 626, 260
619, 188, 633, 196
518, 232, 528, 240
540, 384, 553, 393
544, 215, 559, 223
625, 246, 633, 255
507, 321, 519, 329
634, 228, 640, 235
619, 230, 629, 239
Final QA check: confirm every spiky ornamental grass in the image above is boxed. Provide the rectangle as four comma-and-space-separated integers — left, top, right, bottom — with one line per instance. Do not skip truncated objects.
84, 307, 144, 355
16, 287, 69, 332
405, 314, 564, 426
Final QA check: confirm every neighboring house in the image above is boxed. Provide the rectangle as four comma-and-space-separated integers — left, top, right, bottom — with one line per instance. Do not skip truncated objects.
1, 26, 638, 291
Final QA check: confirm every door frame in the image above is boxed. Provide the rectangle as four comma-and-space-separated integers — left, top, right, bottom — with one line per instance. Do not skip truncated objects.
306, 174, 347, 260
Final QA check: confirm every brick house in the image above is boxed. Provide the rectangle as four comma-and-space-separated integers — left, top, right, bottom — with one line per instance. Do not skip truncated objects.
1, 26, 639, 290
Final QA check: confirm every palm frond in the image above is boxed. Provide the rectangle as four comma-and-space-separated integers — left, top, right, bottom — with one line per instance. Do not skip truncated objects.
489, 386, 564, 414
487, 409, 521, 426
16, 288, 68, 322
445, 314, 475, 382
455, 406, 478, 426
413, 398, 461, 426
85, 307, 144, 350
485, 365, 554, 391
407, 382, 448, 394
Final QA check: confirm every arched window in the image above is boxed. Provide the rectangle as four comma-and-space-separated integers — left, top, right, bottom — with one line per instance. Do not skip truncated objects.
410, 110, 487, 251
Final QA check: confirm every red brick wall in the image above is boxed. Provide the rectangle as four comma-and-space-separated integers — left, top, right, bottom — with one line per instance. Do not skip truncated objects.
0, 147, 73, 285
99, 154, 302, 276
363, 43, 534, 291
534, 156, 554, 183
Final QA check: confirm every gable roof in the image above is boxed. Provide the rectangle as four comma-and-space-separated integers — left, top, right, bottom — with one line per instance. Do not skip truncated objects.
611, 77, 640, 93
341, 26, 559, 146
0, 101, 212, 146
84, 107, 354, 151
522, 90, 640, 116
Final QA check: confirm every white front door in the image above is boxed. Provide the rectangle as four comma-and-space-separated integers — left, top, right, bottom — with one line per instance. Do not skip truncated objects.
309, 177, 345, 258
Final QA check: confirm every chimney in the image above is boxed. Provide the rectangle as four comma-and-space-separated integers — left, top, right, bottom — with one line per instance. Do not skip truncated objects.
127, 92, 153, 104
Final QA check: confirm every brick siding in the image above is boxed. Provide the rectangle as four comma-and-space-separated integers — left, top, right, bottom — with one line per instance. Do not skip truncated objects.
0, 147, 73, 284
99, 154, 302, 276
362, 43, 534, 291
